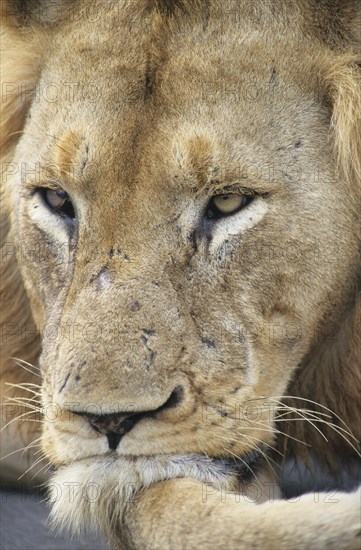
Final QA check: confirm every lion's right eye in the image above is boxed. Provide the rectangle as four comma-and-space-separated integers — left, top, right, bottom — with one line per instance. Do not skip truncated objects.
39, 188, 75, 219
206, 193, 253, 220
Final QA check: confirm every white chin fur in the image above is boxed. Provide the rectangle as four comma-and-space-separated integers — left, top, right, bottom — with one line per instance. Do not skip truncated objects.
48, 455, 239, 536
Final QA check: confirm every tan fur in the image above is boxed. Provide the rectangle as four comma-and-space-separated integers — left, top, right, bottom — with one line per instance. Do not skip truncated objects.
1, 0, 360, 547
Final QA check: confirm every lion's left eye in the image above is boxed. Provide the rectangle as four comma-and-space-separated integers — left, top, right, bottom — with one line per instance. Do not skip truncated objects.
39, 188, 75, 219
206, 194, 252, 219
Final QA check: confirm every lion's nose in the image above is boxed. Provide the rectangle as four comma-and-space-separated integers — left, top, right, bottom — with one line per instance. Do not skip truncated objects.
73, 385, 184, 450
75, 411, 140, 450
81, 412, 131, 434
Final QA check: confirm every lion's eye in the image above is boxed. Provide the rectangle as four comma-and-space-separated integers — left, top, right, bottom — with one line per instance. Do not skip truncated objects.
40, 188, 75, 219
206, 194, 252, 219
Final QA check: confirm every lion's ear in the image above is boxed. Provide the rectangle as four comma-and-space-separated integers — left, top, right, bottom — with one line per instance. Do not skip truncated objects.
1, 0, 77, 26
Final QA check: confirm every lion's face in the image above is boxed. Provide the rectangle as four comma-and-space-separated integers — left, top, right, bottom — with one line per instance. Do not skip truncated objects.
5, 2, 360, 468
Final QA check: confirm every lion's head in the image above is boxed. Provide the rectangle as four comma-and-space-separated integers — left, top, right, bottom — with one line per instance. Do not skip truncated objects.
1, 0, 360, 491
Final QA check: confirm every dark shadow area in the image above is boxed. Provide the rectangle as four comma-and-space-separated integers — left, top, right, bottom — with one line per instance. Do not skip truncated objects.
279, 456, 361, 499
0, 486, 109, 550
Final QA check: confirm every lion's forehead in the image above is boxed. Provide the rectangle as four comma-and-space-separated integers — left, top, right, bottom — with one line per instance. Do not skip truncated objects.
26, 0, 328, 193
27, 70, 327, 211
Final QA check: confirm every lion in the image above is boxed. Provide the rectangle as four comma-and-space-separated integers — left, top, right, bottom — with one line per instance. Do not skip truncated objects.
1, 0, 360, 548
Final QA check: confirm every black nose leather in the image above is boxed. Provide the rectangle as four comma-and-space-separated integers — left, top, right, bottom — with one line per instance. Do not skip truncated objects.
74, 385, 184, 450
81, 411, 134, 435
79, 411, 141, 450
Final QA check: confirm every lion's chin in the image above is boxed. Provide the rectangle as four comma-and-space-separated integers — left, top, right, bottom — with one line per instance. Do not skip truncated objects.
48, 452, 260, 535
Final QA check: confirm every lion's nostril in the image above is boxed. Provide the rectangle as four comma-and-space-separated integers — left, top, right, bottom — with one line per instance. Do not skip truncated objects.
157, 385, 184, 411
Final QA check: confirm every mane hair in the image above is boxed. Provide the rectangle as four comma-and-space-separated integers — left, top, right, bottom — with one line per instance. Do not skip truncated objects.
148, 0, 204, 16
327, 55, 361, 201
280, 50, 361, 469
0, 5, 44, 459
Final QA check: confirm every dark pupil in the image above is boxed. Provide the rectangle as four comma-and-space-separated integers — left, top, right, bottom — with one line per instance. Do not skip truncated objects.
55, 190, 67, 201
